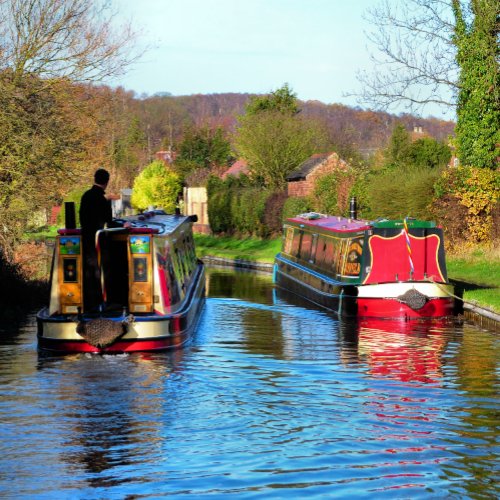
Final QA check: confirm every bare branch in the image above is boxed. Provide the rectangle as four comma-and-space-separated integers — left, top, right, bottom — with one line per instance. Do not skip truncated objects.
0, 0, 141, 83
351, 0, 465, 114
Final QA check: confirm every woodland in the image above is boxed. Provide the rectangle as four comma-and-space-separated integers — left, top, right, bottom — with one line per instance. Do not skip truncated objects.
0, 0, 498, 309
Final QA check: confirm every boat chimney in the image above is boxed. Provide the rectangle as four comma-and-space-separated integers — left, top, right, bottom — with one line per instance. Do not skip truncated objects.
65, 201, 76, 229
349, 197, 357, 220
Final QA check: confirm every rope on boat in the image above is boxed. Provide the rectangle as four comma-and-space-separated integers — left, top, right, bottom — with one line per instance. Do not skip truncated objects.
403, 217, 415, 276
424, 276, 499, 317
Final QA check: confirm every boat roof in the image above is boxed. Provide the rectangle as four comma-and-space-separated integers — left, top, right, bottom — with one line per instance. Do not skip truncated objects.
287, 214, 371, 233
286, 213, 437, 233
122, 210, 192, 235
58, 210, 194, 237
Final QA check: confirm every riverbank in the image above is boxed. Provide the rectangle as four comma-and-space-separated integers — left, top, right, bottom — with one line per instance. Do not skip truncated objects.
194, 234, 500, 321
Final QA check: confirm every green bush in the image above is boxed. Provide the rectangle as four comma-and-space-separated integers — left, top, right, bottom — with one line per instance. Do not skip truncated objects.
132, 161, 181, 212
433, 166, 500, 244
57, 187, 87, 227
367, 166, 441, 220
207, 175, 281, 236
282, 196, 312, 221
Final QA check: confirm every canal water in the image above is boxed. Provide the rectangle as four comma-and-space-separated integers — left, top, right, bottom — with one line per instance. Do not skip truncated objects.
0, 267, 498, 499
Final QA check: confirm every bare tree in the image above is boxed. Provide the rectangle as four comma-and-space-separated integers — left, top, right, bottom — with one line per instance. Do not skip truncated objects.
0, 0, 139, 83
355, 0, 463, 113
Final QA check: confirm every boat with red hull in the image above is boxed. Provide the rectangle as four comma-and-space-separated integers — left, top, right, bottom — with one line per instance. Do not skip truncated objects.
37, 210, 205, 353
274, 209, 455, 320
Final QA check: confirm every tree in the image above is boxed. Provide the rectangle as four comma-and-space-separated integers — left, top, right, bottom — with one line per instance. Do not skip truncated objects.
131, 161, 181, 212
234, 84, 327, 190
245, 83, 299, 116
387, 123, 412, 167
454, 0, 500, 168
358, 0, 499, 168
175, 125, 232, 174
0, 0, 138, 84
409, 137, 451, 169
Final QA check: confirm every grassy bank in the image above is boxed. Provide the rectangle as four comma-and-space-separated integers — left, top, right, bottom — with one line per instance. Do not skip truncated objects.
194, 234, 499, 313
194, 234, 282, 263
447, 247, 499, 313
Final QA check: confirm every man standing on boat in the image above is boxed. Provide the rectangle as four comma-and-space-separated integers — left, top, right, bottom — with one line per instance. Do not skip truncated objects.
80, 168, 117, 312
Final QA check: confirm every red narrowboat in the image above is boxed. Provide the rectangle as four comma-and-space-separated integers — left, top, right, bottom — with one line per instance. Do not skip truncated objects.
274, 211, 455, 319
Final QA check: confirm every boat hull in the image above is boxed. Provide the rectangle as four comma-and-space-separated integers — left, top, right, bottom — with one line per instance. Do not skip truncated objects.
274, 257, 454, 319
37, 264, 206, 353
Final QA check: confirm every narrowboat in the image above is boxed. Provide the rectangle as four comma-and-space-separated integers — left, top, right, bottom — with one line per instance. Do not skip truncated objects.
274, 206, 455, 320
37, 209, 205, 353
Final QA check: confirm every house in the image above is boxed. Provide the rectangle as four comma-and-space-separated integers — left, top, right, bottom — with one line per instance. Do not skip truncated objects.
221, 159, 249, 179
286, 152, 349, 197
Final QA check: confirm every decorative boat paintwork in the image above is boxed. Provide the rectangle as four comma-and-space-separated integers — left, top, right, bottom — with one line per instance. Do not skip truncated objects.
37, 210, 205, 353
274, 212, 455, 319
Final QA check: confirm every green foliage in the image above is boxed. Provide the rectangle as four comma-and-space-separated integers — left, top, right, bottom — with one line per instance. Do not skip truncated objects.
282, 196, 312, 221
175, 126, 232, 172
453, 0, 500, 169
387, 123, 412, 166
408, 137, 452, 169
235, 111, 327, 190
368, 166, 441, 220
56, 187, 88, 227
207, 175, 282, 236
245, 83, 299, 116
311, 169, 357, 216
131, 161, 181, 212
433, 166, 499, 243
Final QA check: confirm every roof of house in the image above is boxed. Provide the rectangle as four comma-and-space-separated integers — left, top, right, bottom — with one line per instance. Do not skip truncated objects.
286, 153, 331, 181
222, 159, 249, 179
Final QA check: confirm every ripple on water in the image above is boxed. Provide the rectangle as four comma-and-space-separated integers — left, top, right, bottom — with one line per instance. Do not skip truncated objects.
0, 271, 498, 499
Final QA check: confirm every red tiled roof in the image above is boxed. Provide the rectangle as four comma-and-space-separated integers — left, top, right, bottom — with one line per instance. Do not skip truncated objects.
222, 159, 249, 179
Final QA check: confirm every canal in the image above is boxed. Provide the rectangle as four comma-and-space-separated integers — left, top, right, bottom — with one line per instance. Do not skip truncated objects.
0, 267, 498, 499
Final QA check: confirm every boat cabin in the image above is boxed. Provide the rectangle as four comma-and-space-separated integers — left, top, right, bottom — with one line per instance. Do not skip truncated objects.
281, 214, 449, 285
49, 211, 199, 317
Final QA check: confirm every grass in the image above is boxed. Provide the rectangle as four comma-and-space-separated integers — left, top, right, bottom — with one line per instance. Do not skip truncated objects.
447, 246, 500, 313
194, 234, 282, 263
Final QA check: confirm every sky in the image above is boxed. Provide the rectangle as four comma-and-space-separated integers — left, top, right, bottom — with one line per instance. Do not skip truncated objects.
112, 0, 449, 118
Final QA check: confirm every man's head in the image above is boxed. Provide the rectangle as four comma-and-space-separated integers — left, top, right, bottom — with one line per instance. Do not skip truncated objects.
94, 168, 110, 187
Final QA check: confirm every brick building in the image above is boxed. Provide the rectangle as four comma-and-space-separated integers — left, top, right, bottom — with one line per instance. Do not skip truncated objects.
286, 152, 349, 197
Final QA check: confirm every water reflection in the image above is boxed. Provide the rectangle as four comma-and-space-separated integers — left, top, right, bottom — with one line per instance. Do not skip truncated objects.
36, 351, 186, 489
0, 268, 498, 498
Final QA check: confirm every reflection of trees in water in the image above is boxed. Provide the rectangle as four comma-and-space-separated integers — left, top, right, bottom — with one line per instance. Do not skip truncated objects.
441, 326, 499, 497
37, 351, 185, 488
206, 267, 274, 304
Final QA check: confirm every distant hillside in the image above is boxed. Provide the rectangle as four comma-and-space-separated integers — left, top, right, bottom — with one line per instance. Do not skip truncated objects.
133, 92, 455, 155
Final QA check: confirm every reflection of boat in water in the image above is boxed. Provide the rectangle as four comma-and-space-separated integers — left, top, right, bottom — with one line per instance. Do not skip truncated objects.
274, 204, 455, 319
37, 210, 205, 353
354, 318, 451, 383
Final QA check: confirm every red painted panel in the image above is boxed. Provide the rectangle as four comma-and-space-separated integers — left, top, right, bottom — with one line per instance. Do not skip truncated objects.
364, 233, 445, 284
357, 297, 454, 319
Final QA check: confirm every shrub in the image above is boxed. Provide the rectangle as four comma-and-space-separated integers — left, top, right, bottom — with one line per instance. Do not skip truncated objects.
132, 161, 181, 212
433, 166, 500, 244
282, 196, 312, 221
367, 166, 441, 220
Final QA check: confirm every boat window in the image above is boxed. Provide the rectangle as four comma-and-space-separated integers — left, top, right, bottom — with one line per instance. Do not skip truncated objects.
315, 236, 327, 266
300, 232, 312, 261
334, 239, 346, 275
283, 227, 294, 254
291, 230, 301, 257
323, 239, 335, 269
310, 234, 318, 262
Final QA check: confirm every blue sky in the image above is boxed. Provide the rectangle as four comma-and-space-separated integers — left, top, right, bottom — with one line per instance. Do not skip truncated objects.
114, 0, 373, 103
114, 0, 448, 118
